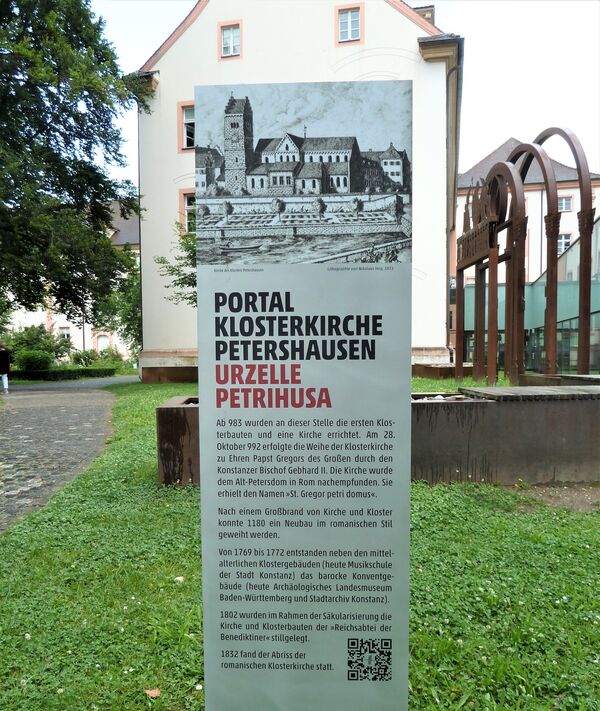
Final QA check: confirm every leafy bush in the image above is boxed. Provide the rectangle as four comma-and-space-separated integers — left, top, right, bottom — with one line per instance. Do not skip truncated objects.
71, 349, 99, 366
3, 324, 71, 359
97, 346, 123, 363
14, 349, 54, 371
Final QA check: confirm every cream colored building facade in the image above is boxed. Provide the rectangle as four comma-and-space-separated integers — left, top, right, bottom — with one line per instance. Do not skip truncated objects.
138, 0, 462, 382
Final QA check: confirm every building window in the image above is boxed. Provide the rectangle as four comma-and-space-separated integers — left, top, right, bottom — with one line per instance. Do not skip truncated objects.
97, 335, 110, 352
183, 107, 195, 148
558, 196, 572, 212
279, 176, 284, 185
260, 178, 264, 188
272, 177, 277, 186
338, 7, 360, 42
221, 23, 240, 58
265, 157, 269, 163
302, 180, 306, 189
59, 327, 70, 341
319, 156, 323, 163
251, 178, 255, 188
343, 177, 347, 187
309, 156, 313, 162
558, 234, 571, 255
279, 156, 283, 162
344, 155, 348, 162
184, 194, 196, 234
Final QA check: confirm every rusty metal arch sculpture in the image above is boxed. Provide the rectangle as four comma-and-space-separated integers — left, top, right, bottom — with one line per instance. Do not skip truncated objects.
533, 128, 596, 372
486, 161, 527, 384
455, 127, 596, 385
456, 160, 526, 384
507, 142, 559, 374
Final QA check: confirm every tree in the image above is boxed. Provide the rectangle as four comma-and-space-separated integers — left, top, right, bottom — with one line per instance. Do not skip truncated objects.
0, 0, 150, 321
271, 198, 285, 222
154, 225, 197, 307
2, 324, 71, 359
351, 197, 363, 216
94, 248, 142, 352
222, 201, 233, 224
0, 294, 12, 332
313, 197, 326, 221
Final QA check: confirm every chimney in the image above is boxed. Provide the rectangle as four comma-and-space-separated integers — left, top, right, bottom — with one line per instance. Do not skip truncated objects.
414, 5, 435, 25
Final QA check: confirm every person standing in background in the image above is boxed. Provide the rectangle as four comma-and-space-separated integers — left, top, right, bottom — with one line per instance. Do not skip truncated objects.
0, 341, 11, 394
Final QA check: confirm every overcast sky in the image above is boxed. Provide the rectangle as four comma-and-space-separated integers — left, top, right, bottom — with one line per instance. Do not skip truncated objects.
195, 81, 412, 158
91, 0, 600, 182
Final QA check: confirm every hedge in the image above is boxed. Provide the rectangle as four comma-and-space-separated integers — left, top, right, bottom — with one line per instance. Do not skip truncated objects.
10, 367, 118, 381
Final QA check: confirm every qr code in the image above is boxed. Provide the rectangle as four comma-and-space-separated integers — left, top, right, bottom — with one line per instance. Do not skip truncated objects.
347, 638, 392, 681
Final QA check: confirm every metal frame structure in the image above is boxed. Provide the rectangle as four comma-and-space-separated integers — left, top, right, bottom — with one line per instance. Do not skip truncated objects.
455, 128, 596, 384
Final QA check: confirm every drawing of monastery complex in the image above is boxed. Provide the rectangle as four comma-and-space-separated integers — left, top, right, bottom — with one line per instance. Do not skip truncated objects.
196, 96, 411, 198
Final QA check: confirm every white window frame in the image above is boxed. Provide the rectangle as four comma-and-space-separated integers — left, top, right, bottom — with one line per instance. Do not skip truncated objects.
558, 196, 573, 212
183, 106, 195, 149
185, 194, 196, 234
221, 24, 240, 57
97, 334, 110, 352
557, 234, 571, 256
339, 7, 360, 42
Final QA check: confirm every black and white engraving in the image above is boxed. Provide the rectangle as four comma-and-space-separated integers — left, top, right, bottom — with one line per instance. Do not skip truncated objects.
194, 81, 412, 265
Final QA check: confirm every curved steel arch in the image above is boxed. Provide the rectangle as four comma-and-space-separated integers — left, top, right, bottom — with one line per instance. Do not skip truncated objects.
508, 142, 560, 373
533, 128, 596, 372
508, 142, 558, 213
455, 127, 596, 384
534, 127, 592, 212
485, 162, 527, 382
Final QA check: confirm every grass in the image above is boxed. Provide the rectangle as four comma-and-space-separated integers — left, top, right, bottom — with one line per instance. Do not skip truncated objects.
0, 382, 599, 709
0, 383, 202, 710
411, 375, 510, 393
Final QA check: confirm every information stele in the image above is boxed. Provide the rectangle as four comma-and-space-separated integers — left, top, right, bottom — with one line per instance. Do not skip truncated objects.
198, 260, 411, 709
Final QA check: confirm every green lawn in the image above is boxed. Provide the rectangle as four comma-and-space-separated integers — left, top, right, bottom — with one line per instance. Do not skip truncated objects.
1, 383, 599, 709
411, 375, 510, 393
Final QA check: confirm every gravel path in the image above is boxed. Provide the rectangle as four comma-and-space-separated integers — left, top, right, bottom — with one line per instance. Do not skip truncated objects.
0, 381, 128, 531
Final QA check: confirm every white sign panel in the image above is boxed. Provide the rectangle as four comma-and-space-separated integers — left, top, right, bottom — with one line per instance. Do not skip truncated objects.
196, 81, 412, 711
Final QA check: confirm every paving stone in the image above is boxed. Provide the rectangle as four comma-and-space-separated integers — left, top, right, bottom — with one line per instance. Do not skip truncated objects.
0, 388, 114, 531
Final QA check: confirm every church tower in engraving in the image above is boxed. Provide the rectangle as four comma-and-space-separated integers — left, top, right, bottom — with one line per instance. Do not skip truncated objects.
224, 96, 254, 193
